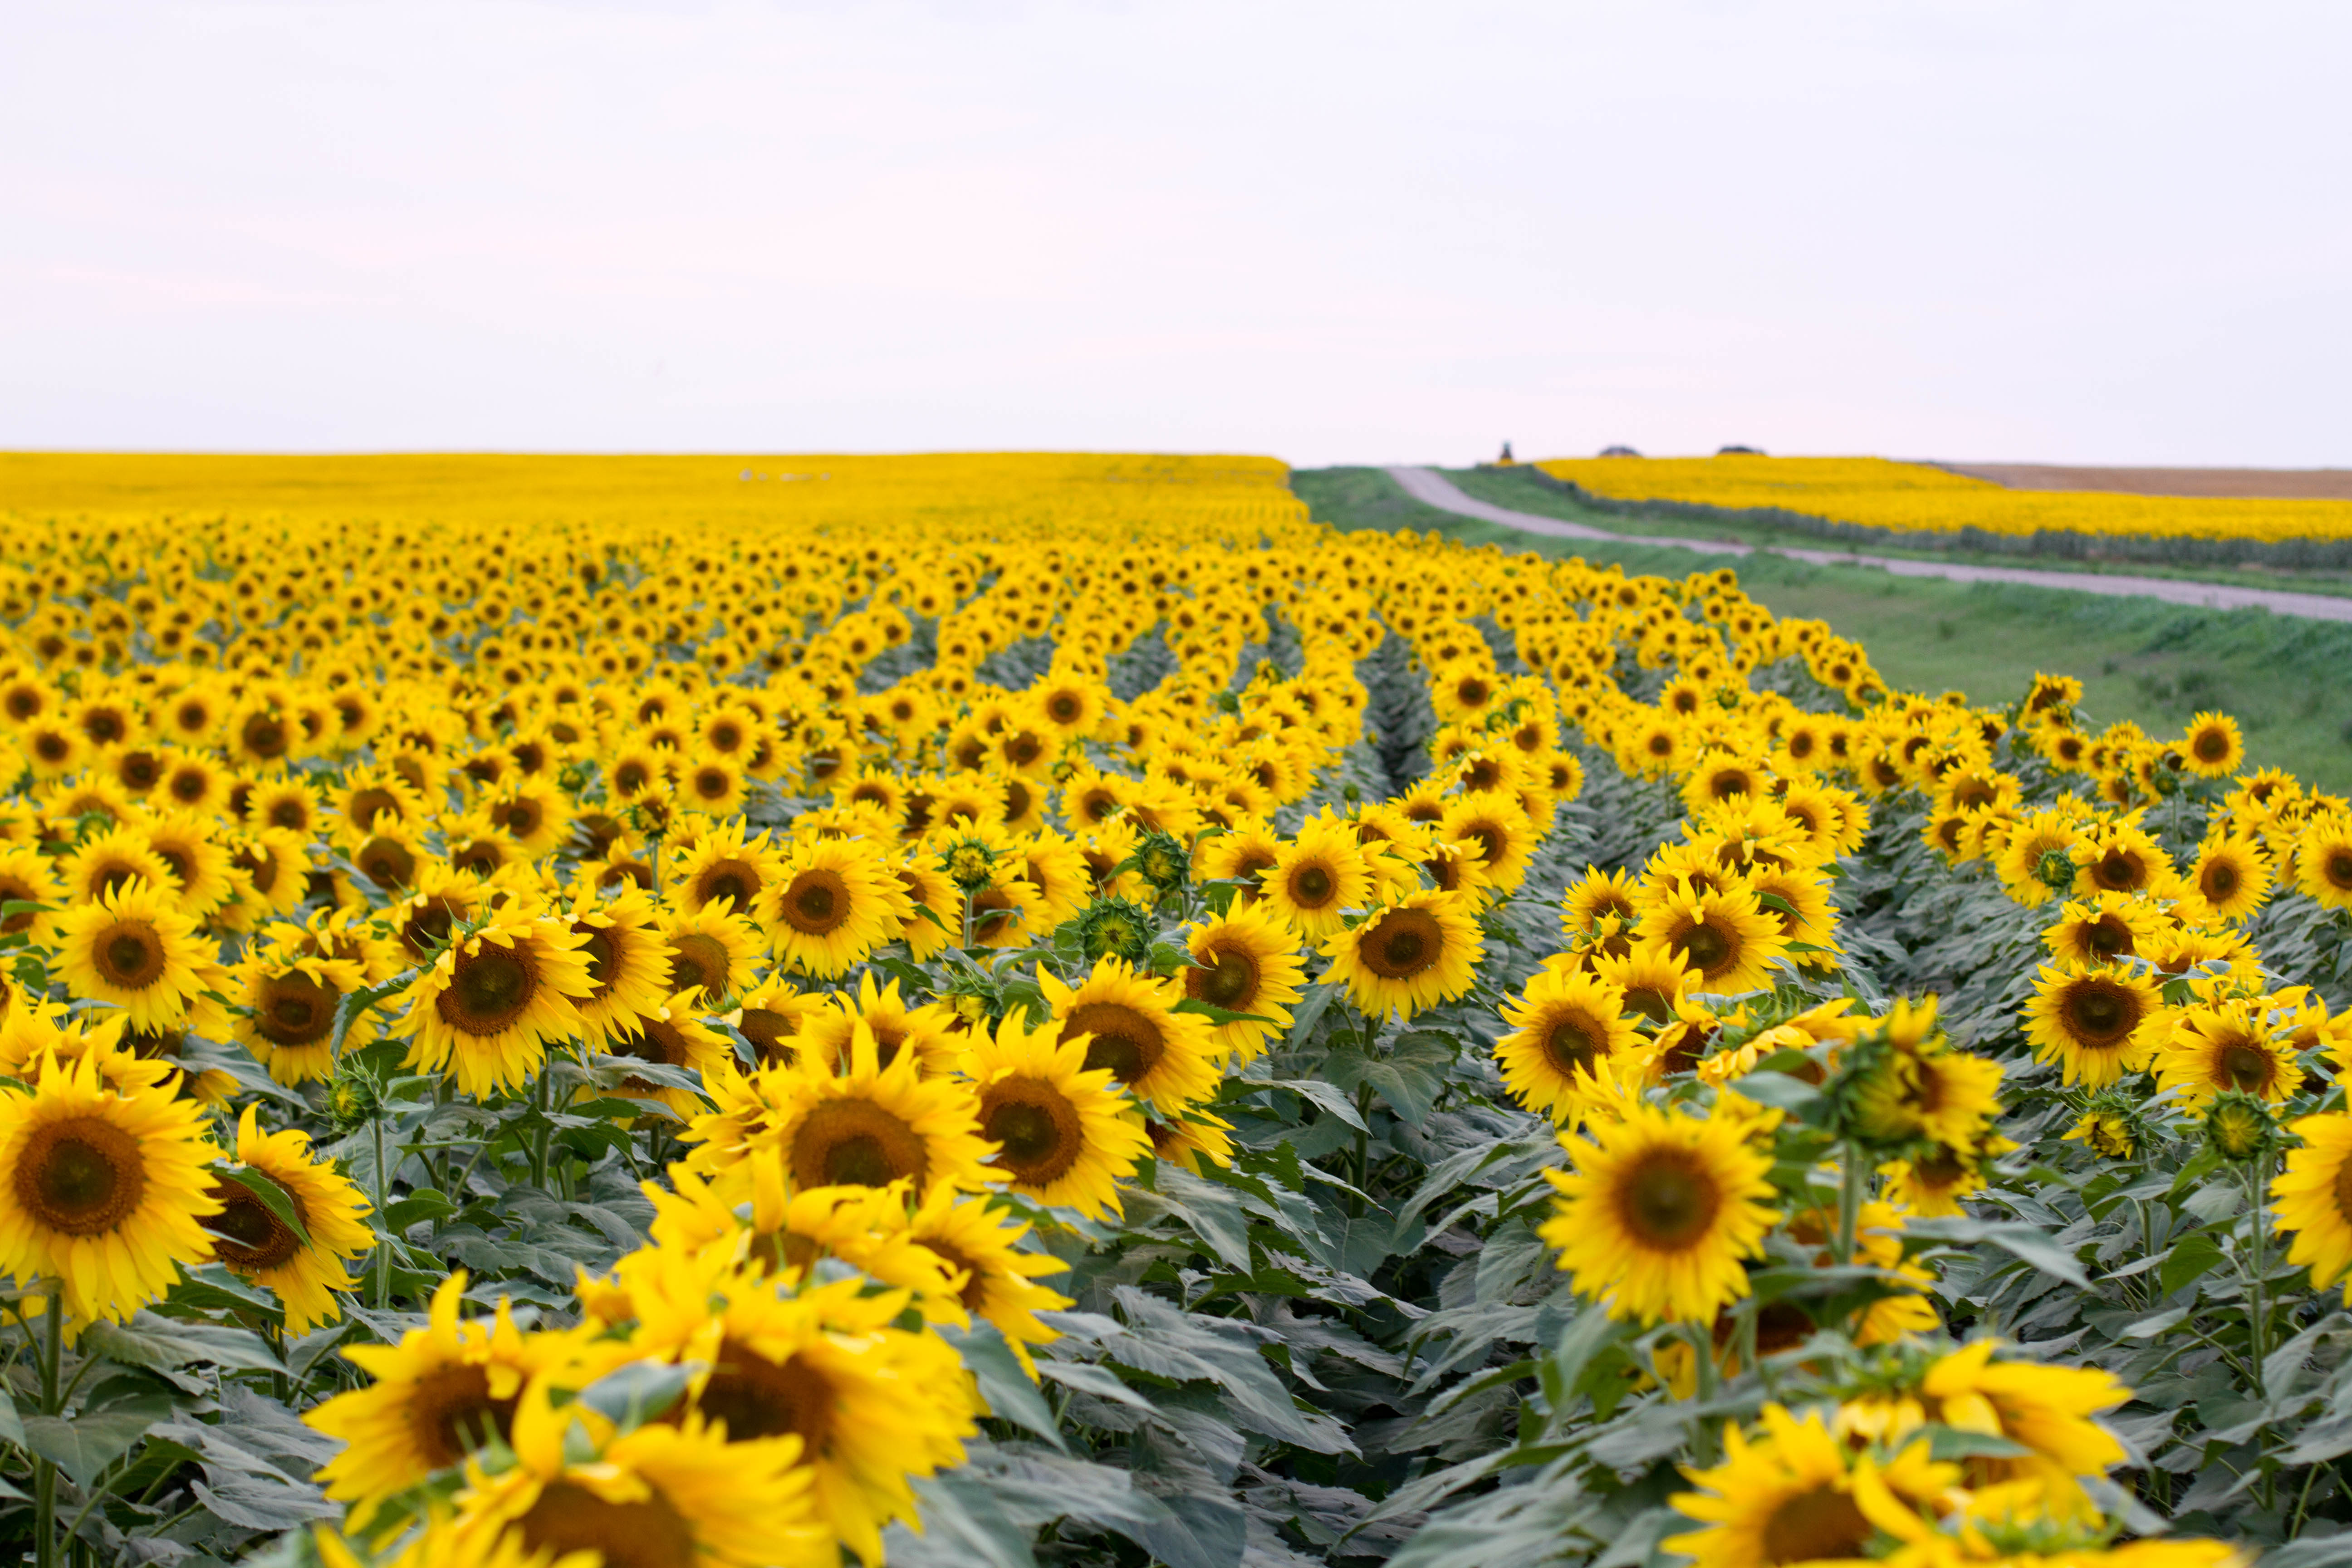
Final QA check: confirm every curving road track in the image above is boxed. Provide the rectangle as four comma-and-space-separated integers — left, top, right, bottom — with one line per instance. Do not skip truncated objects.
1384, 466, 2352, 625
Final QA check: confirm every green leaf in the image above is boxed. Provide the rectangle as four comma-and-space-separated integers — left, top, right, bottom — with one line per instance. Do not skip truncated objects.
1926, 1425, 2035, 1460
939, 1321, 1066, 1453
574, 1359, 697, 1434
0, 1384, 22, 1446
1729, 1068, 1827, 1120
22, 1396, 173, 1487
1323, 1034, 1455, 1127
81, 1311, 285, 1375
2161, 1232, 2227, 1297
212, 1164, 310, 1248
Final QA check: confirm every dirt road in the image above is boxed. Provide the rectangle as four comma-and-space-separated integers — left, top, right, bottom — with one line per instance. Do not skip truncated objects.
1383, 466, 2352, 625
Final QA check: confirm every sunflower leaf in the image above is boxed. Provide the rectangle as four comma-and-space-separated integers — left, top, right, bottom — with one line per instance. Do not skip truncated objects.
211, 1163, 312, 1248
81, 1311, 286, 1376
940, 1320, 1068, 1453
22, 1396, 173, 1488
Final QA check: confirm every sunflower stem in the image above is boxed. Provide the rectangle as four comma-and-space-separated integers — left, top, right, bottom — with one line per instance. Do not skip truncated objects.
35, 1282, 61, 1568
1833, 1145, 1863, 1269
1684, 1322, 1721, 1464
372, 1113, 393, 1310
960, 891, 975, 951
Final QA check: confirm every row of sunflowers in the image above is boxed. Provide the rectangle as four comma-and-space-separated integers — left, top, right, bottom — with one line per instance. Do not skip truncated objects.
1533, 455, 2352, 547
0, 453, 2350, 1568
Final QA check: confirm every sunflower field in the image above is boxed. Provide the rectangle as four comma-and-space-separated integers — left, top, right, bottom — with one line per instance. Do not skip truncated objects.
3, 453, 2352, 1568
1531, 456, 2352, 564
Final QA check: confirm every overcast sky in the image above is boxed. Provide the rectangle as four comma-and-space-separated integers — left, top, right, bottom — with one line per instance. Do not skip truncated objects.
5, 1, 2346, 469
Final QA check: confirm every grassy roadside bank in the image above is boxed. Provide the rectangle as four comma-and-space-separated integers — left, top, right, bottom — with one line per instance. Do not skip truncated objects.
1445, 465, 2352, 601
1293, 465, 2352, 792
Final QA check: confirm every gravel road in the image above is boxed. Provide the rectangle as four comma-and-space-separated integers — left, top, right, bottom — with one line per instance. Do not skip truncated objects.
1384, 466, 2352, 625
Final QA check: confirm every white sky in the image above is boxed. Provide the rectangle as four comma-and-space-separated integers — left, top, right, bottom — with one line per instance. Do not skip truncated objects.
5, 0, 2347, 469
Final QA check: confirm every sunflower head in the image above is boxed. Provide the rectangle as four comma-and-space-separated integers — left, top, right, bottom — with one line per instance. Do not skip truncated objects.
1073, 896, 1156, 965
2206, 1091, 2278, 1163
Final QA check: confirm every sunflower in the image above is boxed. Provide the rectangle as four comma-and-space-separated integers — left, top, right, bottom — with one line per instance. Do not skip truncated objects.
1666, 1404, 1960, 1568
0, 1049, 221, 1326
1259, 822, 1370, 939
757, 1023, 995, 1196
1496, 967, 1642, 1122
902, 1187, 1072, 1371
219, 825, 314, 926
601, 992, 734, 1120
2189, 836, 2272, 923
891, 854, 962, 962
1540, 1098, 1779, 1326
1038, 957, 1221, 1115
564, 885, 673, 1045
396, 913, 597, 1096
2042, 892, 2161, 968
447, 1380, 830, 1568
310, 1272, 587, 1514
1319, 890, 1482, 1022
728, 977, 820, 1068
210, 1104, 373, 1336
55, 825, 173, 906
766, 836, 902, 978
1438, 794, 1537, 892
2181, 710, 2245, 778
2274, 1112, 2352, 1300
1588, 940, 1697, 1025
1197, 819, 1284, 907
1636, 883, 1788, 996
2023, 961, 2161, 1088
964, 872, 1044, 951
2071, 821, 2171, 897
657, 900, 764, 1005
1181, 904, 1307, 1062
53, 881, 212, 1032
668, 821, 784, 918
230, 947, 371, 1086
0, 843, 62, 941
331, 765, 429, 840
799, 971, 960, 1077
618, 1255, 968, 1566
1561, 864, 1642, 938
959, 1008, 1152, 1219
2153, 999, 2302, 1107
2296, 814, 2352, 911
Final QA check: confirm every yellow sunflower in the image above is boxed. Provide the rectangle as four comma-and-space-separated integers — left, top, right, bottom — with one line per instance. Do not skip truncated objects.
2295, 814, 2352, 911
657, 899, 764, 1005
1539, 1098, 1779, 1325
960, 1008, 1152, 1219
1258, 822, 1370, 939
564, 884, 673, 1045
765, 835, 902, 977
2154, 999, 2302, 1107
669, 820, 784, 917
2275, 1112, 2352, 1300
799, 972, 961, 1077
602, 991, 734, 1120
1438, 794, 1538, 892
2190, 837, 2272, 923
446, 1376, 829, 1568
1496, 967, 1643, 1122
1181, 903, 1307, 1062
1666, 1404, 1960, 1568
309, 1272, 588, 1514
1588, 939, 1698, 1025
2042, 892, 2161, 968
1318, 890, 1483, 1022
618, 1250, 971, 1565
1038, 957, 1221, 1115
230, 946, 371, 1086
2023, 962, 2162, 1088
1636, 882, 1788, 996
0, 843, 62, 943
2180, 711, 2245, 778
53, 880, 212, 1032
728, 977, 821, 1068
210, 1104, 374, 1337
396, 912, 597, 1096
0, 1049, 220, 1326
902, 1186, 1073, 1373
758, 1023, 996, 1196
